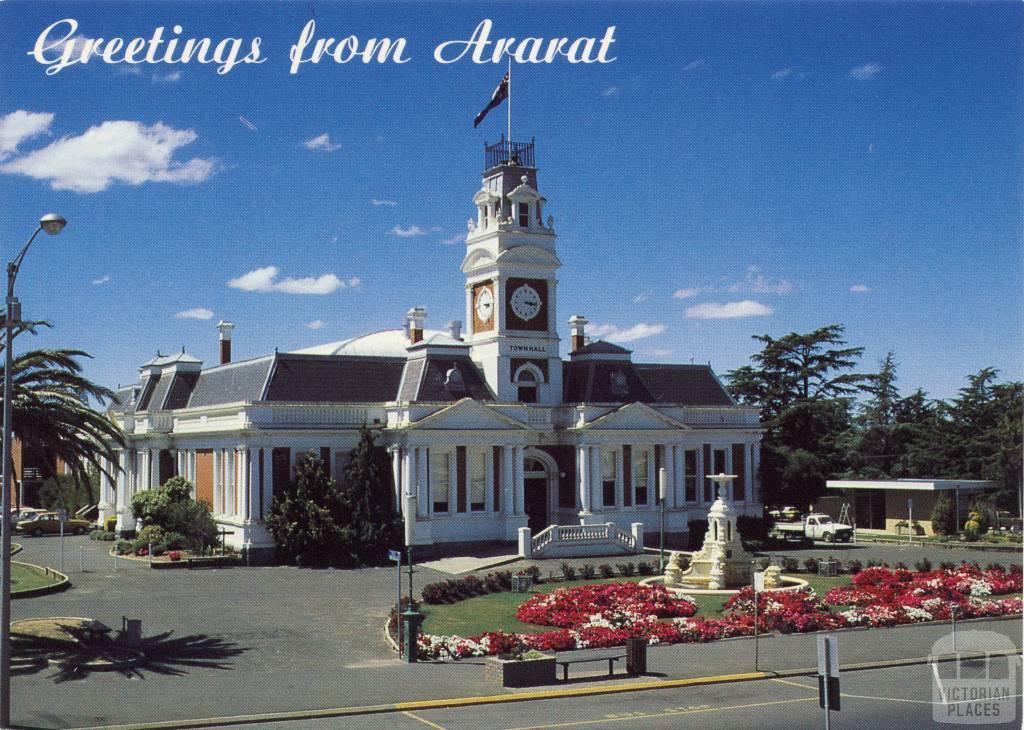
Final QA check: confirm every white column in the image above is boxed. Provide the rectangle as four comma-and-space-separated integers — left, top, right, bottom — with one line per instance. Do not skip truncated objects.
696, 445, 705, 505
149, 449, 160, 487
659, 444, 675, 507
115, 450, 135, 531
390, 447, 402, 511
744, 443, 753, 503
261, 448, 273, 517
513, 445, 525, 515
228, 449, 238, 516
447, 451, 457, 513
501, 446, 515, 514
589, 446, 602, 511
238, 447, 251, 522
212, 449, 222, 514
484, 448, 495, 512
577, 445, 590, 514
416, 447, 428, 518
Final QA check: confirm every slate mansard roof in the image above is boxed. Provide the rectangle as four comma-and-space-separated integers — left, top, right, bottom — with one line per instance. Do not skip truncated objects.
111, 339, 735, 413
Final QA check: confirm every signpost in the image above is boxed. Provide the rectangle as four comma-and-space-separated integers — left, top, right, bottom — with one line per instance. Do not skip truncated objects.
907, 498, 914, 544
57, 508, 67, 573
752, 568, 764, 671
817, 634, 841, 728
388, 548, 403, 656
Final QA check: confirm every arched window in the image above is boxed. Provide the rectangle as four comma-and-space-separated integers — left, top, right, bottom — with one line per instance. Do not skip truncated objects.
514, 366, 542, 403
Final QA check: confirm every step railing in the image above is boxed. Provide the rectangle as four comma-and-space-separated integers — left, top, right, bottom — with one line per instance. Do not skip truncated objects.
527, 522, 641, 558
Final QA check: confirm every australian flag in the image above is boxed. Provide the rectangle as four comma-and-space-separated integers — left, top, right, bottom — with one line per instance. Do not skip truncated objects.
473, 72, 509, 128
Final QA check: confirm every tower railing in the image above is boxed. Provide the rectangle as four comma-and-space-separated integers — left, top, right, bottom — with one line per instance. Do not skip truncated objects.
485, 135, 535, 170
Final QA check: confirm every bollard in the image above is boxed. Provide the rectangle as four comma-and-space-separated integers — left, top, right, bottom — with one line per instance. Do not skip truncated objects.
148, 543, 153, 567
80, 545, 85, 573
401, 610, 424, 663
113, 551, 118, 572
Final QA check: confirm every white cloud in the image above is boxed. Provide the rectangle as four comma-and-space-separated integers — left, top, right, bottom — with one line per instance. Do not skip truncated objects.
849, 63, 882, 81
588, 322, 666, 343
682, 58, 706, 72
441, 233, 466, 246
632, 293, 650, 304
771, 68, 792, 80
685, 300, 774, 319
306, 319, 327, 330
673, 288, 701, 299
175, 307, 214, 320
346, 276, 361, 287
372, 199, 397, 206
0, 111, 54, 159
645, 348, 674, 357
728, 265, 794, 295
152, 70, 182, 83
602, 85, 621, 97
227, 266, 352, 295
91, 274, 110, 285
304, 133, 341, 152
391, 224, 426, 238
849, 284, 870, 293
0, 119, 216, 193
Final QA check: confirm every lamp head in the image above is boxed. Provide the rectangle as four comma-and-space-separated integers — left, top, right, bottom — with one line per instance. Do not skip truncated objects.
39, 214, 67, 236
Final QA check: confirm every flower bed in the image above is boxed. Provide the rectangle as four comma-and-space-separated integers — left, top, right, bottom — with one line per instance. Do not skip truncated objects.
416, 564, 1022, 661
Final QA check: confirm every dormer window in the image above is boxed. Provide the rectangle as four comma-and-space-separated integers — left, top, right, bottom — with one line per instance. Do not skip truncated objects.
518, 202, 529, 227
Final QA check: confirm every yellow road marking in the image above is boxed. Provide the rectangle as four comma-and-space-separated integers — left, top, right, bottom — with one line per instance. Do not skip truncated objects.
393, 671, 771, 712
502, 697, 818, 730
403, 710, 448, 729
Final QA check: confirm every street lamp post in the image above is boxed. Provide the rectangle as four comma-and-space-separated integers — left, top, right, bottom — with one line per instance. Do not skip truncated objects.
1, 213, 66, 727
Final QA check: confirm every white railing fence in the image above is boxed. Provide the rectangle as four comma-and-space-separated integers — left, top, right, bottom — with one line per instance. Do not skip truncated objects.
521, 522, 644, 558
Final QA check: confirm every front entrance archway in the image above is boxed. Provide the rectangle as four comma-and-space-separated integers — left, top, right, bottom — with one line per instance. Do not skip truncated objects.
523, 448, 558, 533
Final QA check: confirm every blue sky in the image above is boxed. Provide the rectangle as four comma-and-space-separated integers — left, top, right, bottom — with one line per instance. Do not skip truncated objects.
0, 1, 1020, 402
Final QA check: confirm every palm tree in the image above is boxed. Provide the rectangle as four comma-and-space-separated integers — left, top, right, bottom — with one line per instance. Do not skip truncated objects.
1, 327, 124, 485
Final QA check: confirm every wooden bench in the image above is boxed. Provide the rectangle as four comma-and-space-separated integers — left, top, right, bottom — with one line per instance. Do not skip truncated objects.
556, 653, 626, 681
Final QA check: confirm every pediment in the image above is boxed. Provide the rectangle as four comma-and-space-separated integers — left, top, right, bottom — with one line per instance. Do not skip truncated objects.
496, 245, 561, 267
408, 398, 533, 431
473, 188, 501, 205
461, 248, 497, 273
578, 402, 690, 431
508, 182, 543, 203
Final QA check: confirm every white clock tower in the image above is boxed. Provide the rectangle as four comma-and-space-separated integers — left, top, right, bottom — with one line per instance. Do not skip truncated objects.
462, 137, 563, 405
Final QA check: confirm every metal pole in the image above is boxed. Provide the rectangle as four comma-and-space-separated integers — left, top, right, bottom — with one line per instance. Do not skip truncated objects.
396, 550, 403, 657
507, 55, 512, 149
59, 520, 64, 573
1, 259, 19, 728
658, 467, 666, 572
406, 546, 414, 608
79, 545, 84, 573
823, 639, 831, 730
951, 605, 958, 653
753, 561, 759, 672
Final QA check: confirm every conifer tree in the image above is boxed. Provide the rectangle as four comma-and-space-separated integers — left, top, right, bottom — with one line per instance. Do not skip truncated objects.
338, 426, 401, 565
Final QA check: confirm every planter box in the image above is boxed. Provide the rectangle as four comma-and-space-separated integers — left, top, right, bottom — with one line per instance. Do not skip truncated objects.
484, 654, 556, 687
511, 574, 534, 593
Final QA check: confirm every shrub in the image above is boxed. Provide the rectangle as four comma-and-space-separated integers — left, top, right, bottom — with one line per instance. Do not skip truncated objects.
931, 493, 957, 536
460, 576, 484, 597
781, 557, 799, 572
484, 572, 504, 592
616, 562, 636, 577
939, 561, 957, 571
637, 561, 654, 576
736, 515, 771, 546
598, 564, 615, 578
494, 570, 513, 590
580, 564, 596, 580
168, 551, 182, 562
114, 540, 133, 555
162, 531, 190, 550
523, 565, 542, 583
560, 562, 577, 581
914, 558, 933, 573
754, 557, 771, 571
803, 557, 819, 574
845, 559, 863, 575
136, 524, 166, 548
89, 529, 103, 540
131, 477, 217, 552
894, 561, 908, 571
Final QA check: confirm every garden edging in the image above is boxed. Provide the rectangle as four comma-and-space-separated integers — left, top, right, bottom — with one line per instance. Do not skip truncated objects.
12, 561, 70, 598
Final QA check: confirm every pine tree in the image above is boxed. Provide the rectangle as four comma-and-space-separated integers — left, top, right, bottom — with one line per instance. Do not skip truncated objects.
265, 452, 343, 566
338, 426, 401, 566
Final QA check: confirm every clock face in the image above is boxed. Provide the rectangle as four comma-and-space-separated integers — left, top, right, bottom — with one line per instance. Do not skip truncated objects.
510, 284, 542, 321
475, 286, 494, 323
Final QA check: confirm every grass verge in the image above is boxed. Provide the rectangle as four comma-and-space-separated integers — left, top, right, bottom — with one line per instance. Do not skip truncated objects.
12, 562, 63, 594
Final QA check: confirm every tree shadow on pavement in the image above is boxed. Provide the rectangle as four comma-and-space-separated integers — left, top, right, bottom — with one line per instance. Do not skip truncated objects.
13, 625, 248, 683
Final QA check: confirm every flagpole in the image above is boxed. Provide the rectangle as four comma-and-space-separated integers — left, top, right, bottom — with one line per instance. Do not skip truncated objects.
507, 56, 512, 153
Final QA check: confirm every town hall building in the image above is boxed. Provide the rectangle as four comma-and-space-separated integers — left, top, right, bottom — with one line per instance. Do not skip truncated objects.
101, 138, 763, 560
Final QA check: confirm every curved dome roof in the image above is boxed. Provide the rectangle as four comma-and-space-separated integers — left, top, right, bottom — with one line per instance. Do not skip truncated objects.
291, 329, 448, 358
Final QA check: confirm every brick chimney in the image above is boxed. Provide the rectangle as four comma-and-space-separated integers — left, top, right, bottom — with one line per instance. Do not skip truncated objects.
406, 307, 426, 344
568, 315, 588, 352
217, 320, 235, 364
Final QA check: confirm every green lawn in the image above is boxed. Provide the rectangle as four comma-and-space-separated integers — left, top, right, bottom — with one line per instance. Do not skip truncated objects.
420, 574, 853, 637
11, 562, 62, 594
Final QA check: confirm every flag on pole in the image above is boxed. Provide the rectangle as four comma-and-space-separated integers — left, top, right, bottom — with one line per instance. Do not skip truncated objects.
473, 72, 510, 128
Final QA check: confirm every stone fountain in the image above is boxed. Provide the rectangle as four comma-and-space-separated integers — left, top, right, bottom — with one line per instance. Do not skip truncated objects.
668, 473, 754, 590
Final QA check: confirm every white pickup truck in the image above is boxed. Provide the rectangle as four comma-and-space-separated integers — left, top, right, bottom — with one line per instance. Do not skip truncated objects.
770, 513, 853, 544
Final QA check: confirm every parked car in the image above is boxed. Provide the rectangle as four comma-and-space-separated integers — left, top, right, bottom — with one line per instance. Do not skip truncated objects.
770, 513, 853, 544
15, 511, 92, 537
767, 505, 802, 522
